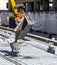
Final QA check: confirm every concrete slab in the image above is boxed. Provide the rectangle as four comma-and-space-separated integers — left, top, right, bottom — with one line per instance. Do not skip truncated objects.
0, 39, 57, 65
8, 42, 57, 65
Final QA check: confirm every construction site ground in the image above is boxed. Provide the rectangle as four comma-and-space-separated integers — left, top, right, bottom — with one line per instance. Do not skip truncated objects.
0, 36, 57, 65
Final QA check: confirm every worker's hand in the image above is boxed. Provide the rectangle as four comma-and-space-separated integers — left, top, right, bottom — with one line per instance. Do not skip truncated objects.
14, 17, 20, 24
14, 17, 19, 22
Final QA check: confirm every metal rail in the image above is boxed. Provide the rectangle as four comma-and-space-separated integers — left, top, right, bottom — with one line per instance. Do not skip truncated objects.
27, 33, 57, 44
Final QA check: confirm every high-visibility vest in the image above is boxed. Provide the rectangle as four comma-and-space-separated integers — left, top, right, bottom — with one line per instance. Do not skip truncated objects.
15, 13, 24, 22
16, 13, 24, 19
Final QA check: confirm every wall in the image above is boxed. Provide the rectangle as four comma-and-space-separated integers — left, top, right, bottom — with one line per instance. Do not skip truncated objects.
0, 0, 8, 10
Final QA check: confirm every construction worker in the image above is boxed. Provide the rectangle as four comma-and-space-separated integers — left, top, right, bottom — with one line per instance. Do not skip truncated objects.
9, 4, 25, 28
14, 4, 25, 25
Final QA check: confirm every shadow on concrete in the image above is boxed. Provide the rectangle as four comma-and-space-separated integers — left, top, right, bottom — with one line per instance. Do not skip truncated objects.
0, 50, 11, 56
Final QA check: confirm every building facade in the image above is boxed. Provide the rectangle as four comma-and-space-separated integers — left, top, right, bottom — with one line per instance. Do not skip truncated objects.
16, 0, 40, 12
16, 0, 57, 12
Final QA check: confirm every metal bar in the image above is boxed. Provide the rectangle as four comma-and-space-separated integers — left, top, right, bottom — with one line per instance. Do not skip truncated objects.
27, 33, 57, 44
18, 25, 32, 39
